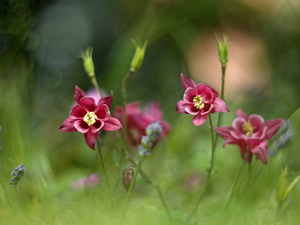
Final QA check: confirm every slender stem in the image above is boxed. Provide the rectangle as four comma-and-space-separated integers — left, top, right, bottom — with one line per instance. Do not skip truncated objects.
96, 138, 110, 191
122, 157, 142, 222
223, 163, 244, 207
89, 73, 103, 98
213, 66, 226, 148
121, 70, 134, 141
115, 131, 173, 222
186, 114, 215, 222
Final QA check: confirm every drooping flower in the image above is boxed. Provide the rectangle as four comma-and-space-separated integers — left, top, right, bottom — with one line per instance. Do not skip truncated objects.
60, 86, 122, 150
113, 102, 170, 147
71, 173, 101, 189
176, 73, 229, 126
215, 109, 284, 164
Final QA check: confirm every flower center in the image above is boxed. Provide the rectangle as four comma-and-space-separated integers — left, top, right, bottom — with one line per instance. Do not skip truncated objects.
83, 112, 97, 126
193, 95, 204, 110
242, 121, 255, 137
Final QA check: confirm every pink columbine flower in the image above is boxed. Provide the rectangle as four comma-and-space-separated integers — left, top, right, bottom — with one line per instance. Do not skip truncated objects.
176, 73, 229, 126
59, 86, 122, 150
71, 173, 101, 189
113, 102, 170, 146
215, 109, 284, 164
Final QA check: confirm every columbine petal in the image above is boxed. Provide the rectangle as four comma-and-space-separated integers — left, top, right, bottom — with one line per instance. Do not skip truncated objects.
74, 86, 86, 104
102, 117, 123, 131
181, 73, 196, 90
211, 98, 230, 113
251, 141, 268, 165
236, 109, 248, 120
248, 114, 264, 133
144, 102, 162, 120
215, 126, 237, 141
59, 117, 77, 132
74, 120, 89, 133
263, 119, 284, 140
70, 105, 87, 118
90, 120, 104, 133
98, 91, 113, 108
232, 118, 247, 135
176, 100, 189, 114
183, 87, 197, 103
84, 131, 98, 150
95, 104, 110, 120
80, 97, 96, 112
185, 103, 200, 115
192, 113, 208, 126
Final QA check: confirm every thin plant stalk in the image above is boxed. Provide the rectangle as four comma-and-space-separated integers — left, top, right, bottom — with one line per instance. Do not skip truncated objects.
122, 157, 142, 222
96, 139, 110, 191
223, 163, 244, 207
186, 114, 215, 222
121, 70, 134, 141
115, 131, 173, 222
89, 73, 103, 98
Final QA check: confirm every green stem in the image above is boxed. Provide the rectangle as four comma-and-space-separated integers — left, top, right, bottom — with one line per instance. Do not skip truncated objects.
121, 70, 134, 142
115, 131, 173, 222
122, 157, 142, 222
89, 73, 103, 98
186, 114, 215, 222
223, 163, 244, 207
96, 138, 110, 191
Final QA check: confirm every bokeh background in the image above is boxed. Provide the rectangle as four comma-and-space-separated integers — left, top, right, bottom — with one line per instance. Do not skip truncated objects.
1, 0, 300, 224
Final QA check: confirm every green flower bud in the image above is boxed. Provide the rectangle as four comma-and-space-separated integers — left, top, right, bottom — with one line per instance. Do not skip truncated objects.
216, 35, 228, 68
130, 39, 148, 72
79, 47, 95, 77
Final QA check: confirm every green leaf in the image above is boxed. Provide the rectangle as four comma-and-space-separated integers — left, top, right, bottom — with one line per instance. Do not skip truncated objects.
282, 175, 300, 202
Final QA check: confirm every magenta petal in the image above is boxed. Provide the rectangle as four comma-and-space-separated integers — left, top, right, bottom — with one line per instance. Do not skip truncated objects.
212, 98, 229, 113
74, 120, 89, 133
181, 73, 196, 90
98, 91, 113, 108
232, 118, 247, 135
176, 100, 189, 114
248, 114, 264, 133
84, 131, 98, 150
236, 109, 248, 120
185, 103, 199, 115
80, 97, 96, 112
94, 104, 110, 120
59, 117, 77, 132
251, 141, 268, 165
263, 119, 284, 140
70, 105, 87, 118
90, 120, 104, 133
74, 86, 86, 104
145, 102, 162, 120
192, 113, 208, 126
102, 117, 123, 131
215, 126, 236, 141
184, 88, 197, 102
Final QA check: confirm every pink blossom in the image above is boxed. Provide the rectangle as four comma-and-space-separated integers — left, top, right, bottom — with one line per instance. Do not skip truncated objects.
60, 86, 122, 149
72, 173, 101, 189
176, 74, 229, 126
215, 109, 284, 164
113, 102, 170, 146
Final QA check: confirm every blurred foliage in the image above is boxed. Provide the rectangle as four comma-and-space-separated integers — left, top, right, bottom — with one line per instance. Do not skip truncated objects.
1, 0, 300, 224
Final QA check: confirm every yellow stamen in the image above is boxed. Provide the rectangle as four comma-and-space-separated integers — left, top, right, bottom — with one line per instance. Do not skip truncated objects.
83, 112, 97, 126
193, 95, 204, 109
243, 121, 255, 137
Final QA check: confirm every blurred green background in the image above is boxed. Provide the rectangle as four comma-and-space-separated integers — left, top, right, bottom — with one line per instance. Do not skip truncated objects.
0, 0, 300, 224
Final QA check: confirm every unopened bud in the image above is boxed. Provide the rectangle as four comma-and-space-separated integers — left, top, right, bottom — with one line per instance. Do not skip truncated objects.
10, 164, 26, 187
130, 39, 148, 72
122, 166, 135, 191
216, 35, 228, 68
79, 47, 95, 77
